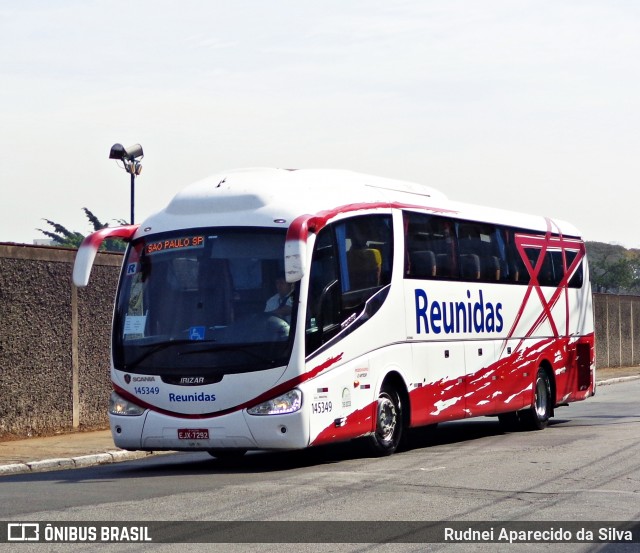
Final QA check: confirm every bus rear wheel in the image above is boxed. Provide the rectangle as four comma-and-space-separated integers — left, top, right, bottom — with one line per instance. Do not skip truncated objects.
520, 368, 552, 430
367, 384, 403, 456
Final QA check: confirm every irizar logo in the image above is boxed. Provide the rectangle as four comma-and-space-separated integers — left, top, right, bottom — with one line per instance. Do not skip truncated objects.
415, 289, 504, 335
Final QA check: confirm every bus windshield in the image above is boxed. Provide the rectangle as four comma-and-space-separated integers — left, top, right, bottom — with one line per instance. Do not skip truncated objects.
112, 227, 297, 377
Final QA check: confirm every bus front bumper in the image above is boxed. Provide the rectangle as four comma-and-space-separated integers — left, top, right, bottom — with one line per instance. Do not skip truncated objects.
109, 407, 310, 452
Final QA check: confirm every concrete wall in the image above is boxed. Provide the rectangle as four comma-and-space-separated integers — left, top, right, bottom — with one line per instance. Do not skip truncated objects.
593, 293, 640, 369
0, 244, 638, 439
0, 243, 122, 438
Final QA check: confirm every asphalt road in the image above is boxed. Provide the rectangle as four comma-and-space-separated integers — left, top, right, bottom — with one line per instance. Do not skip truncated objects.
1, 379, 639, 553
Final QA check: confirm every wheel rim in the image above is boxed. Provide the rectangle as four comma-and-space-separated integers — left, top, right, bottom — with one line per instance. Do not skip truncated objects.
376, 393, 397, 442
534, 375, 549, 419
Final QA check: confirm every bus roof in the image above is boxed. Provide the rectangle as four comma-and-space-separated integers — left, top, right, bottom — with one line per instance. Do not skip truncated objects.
140, 168, 582, 238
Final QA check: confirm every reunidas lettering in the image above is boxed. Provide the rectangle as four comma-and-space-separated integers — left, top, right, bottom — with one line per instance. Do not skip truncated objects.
415, 289, 504, 335
169, 392, 216, 402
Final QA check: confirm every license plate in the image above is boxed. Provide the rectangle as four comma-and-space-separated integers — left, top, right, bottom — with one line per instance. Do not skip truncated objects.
178, 428, 209, 440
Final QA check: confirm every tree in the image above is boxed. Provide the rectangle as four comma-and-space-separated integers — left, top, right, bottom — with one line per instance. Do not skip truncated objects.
37, 208, 127, 252
586, 242, 640, 294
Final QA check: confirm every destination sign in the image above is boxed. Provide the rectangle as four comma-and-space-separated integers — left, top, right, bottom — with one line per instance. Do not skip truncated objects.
145, 236, 205, 255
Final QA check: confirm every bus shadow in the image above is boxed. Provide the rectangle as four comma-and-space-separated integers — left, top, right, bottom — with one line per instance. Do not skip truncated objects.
116, 418, 518, 475
100, 417, 592, 477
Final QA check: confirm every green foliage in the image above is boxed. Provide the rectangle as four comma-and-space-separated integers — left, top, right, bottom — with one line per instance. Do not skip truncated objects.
586, 242, 640, 294
37, 208, 127, 252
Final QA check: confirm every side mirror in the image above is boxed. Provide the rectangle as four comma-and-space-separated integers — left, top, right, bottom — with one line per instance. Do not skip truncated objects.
285, 214, 319, 283
73, 225, 138, 287
284, 238, 306, 283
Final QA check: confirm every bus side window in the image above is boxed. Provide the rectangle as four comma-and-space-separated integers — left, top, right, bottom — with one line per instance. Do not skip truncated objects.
524, 248, 541, 280
545, 251, 565, 287
404, 210, 435, 278
457, 222, 503, 282
460, 253, 480, 279
505, 230, 529, 284
306, 215, 393, 355
347, 247, 382, 289
409, 250, 436, 278
524, 247, 561, 287
306, 227, 341, 353
566, 250, 584, 288
338, 215, 393, 295
530, 250, 557, 287
403, 211, 455, 279
481, 255, 500, 280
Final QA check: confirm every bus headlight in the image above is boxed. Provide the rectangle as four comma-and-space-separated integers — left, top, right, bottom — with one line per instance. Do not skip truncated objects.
247, 389, 302, 416
109, 391, 146, 416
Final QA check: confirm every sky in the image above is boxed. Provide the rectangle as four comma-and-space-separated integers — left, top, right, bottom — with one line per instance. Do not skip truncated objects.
1, 0, 639, 248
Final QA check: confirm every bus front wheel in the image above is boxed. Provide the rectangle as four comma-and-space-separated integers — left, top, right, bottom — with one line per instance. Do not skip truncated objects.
520, 368, 552, 430
367, 384, 403, 456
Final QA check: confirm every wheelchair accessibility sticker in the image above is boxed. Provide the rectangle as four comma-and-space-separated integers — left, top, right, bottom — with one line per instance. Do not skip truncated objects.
189, 326, 206, 340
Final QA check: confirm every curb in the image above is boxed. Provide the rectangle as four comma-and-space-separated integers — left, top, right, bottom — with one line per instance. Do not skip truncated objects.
0, 450, 158, 477
596, 375, 640, 387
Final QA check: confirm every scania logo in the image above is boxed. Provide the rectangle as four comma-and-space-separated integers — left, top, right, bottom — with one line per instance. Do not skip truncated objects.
124, 374, 156, 384
132, 376, 156, 382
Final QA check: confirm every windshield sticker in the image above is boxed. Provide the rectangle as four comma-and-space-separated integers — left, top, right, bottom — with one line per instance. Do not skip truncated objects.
126, 262, 138, 276
145, 235, 205, 255
123, 315, 147, 335
127, 275, 144, 315
189, 326, 206, 340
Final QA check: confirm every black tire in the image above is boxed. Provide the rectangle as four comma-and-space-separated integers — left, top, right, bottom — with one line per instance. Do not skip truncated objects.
207, 448, 248, 459
520, 368, 552, 430
367, 384, 403, 456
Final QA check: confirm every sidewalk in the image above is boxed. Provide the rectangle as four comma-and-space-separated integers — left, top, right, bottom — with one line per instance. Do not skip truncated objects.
0, 429, 157, 476
1, 368, 638, 476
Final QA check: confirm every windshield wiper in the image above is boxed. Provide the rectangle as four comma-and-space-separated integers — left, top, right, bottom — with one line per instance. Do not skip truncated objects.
124, 339, 217, 370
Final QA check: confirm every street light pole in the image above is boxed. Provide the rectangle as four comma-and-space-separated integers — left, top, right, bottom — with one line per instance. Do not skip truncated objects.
130, 171, 136, 225
108, 143, 143, 225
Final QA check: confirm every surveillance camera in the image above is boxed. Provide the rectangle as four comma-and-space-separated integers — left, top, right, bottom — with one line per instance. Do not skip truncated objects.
109, 143, 143, 161
123, 144, 143, 160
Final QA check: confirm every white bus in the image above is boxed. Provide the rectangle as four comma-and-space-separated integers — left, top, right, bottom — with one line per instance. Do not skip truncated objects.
73, 168, 595, 457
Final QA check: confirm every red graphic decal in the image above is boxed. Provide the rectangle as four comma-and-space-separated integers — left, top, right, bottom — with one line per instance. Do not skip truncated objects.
506, 219, 586, 354
305, 353, 344, 379
80, 224, 138, 249
405, 333, 594, 427
310, 333, 593, 442
311, 402, 375, 446
286, 202, 458, 244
